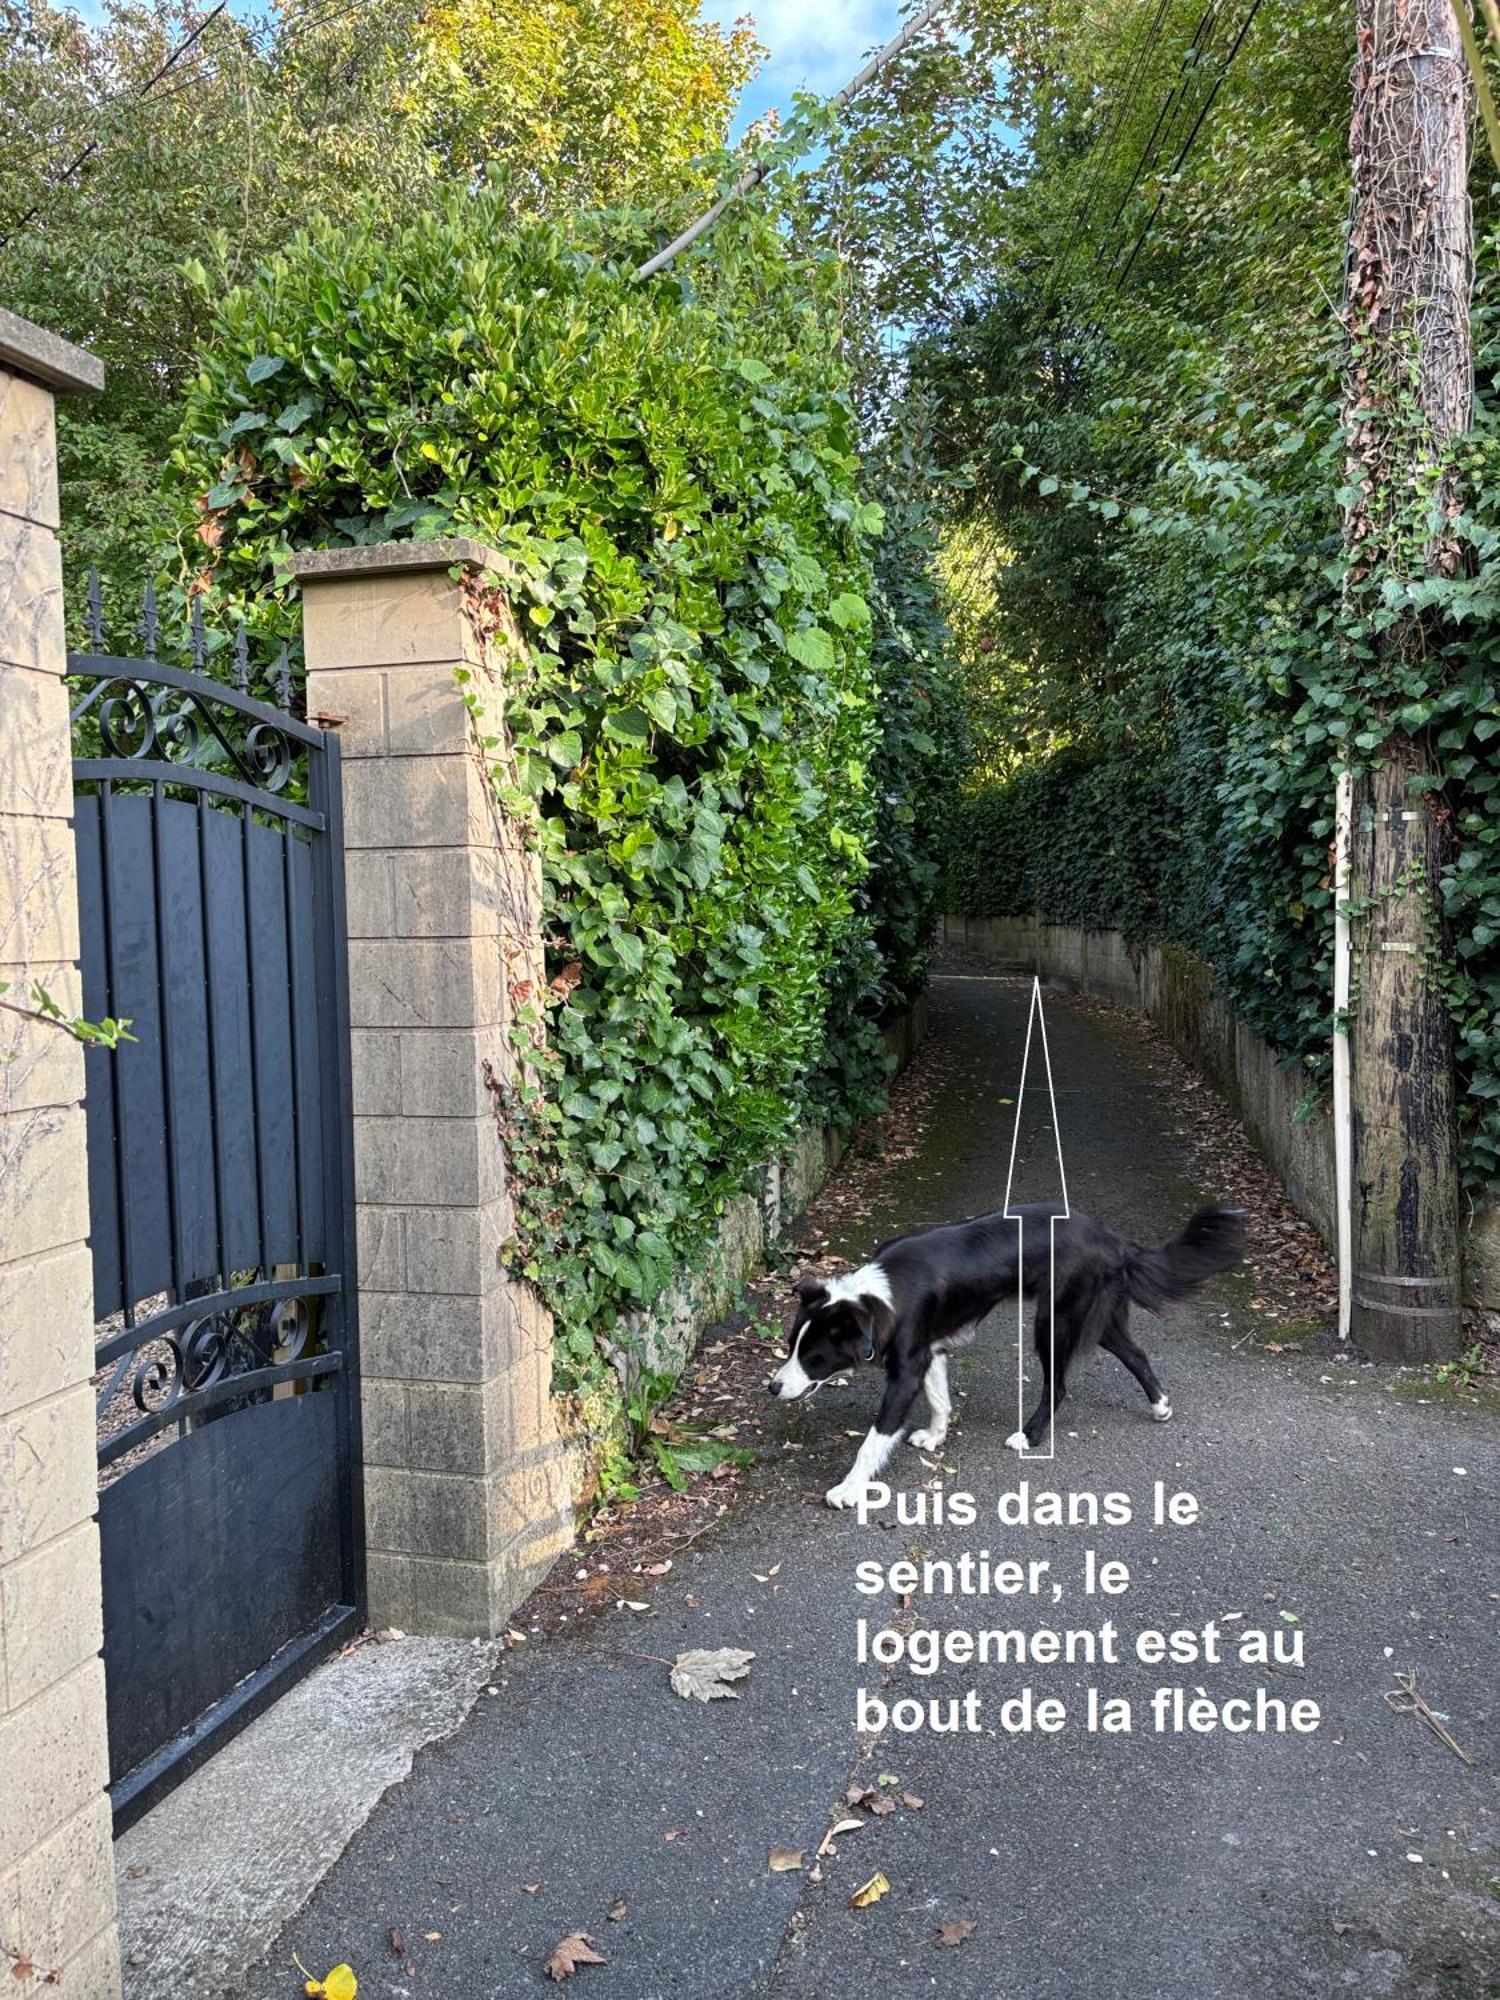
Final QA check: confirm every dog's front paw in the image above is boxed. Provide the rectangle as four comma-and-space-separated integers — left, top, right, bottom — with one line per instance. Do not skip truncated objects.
1004, 1429, 1031, 1454
1150, 1397, 1173, 1423
908, 1426, 947, 1453
824, 1479, 864, 1509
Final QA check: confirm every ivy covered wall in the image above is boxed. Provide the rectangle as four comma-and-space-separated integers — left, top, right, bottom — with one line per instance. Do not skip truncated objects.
165, 185, 962, 1394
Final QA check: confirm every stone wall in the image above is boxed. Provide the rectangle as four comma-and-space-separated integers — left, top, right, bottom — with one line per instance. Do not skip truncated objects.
0, 312, 121, 1993
616, 992, 929, 1378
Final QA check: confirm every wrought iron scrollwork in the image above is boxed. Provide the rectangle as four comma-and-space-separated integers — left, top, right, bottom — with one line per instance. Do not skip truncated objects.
77, 668, 301, 796
97, 1285, 329, 1473
69, 569, 316, 799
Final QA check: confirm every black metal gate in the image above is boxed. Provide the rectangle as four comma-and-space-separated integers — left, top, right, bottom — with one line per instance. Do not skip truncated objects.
70, 613, 364, 1829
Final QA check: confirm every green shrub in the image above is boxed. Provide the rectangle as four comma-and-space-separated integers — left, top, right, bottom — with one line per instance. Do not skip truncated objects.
167, 183, 956, 1386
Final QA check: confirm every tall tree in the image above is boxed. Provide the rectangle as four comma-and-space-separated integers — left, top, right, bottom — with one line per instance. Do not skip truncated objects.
1341, 0, 1470, 1359
0, 0, 758, 600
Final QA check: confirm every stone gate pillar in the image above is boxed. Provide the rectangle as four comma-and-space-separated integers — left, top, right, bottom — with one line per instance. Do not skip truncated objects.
0, 311, 121, 1992
294, 542, 575, 1637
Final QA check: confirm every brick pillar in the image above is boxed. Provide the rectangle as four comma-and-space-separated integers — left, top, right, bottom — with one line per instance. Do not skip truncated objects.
0, 313, 121, 1992
295, 542, 575, 1637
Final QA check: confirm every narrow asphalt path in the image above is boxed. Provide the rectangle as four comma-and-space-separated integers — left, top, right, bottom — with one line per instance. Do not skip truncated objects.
240, 973, 1500, 2000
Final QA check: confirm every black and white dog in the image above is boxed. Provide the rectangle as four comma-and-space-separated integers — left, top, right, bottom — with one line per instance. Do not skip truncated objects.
769, 1203, 1245, 1508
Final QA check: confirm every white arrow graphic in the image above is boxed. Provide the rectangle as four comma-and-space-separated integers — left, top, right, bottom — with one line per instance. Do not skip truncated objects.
1002, 977, 1070, 1460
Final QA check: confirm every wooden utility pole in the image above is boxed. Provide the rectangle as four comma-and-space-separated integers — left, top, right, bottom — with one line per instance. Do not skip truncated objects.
1342, 0, 1469, 1359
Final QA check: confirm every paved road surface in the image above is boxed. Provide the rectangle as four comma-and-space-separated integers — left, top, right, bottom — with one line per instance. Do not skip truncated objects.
239, 973, 1500, 2000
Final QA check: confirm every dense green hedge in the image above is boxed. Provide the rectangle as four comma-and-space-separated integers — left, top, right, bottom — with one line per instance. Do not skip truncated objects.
166, 184, 958, 1386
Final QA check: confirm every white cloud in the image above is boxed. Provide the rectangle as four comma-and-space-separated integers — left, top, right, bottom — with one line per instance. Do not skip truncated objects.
701, 0, 898, 94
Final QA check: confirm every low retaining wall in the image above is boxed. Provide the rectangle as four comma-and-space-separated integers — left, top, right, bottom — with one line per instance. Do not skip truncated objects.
942, 915, 1499, 1310
621, 990, 929, 1375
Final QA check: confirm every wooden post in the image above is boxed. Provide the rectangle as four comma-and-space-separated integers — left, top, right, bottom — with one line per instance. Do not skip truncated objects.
1342, 0, 1469, 1358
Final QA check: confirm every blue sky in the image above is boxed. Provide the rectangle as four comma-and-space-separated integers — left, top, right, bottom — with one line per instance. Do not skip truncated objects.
699, 0, 905, 138
62, 0, 909, 140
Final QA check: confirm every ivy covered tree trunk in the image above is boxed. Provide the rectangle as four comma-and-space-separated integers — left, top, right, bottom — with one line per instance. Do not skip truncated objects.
1343, 0, 1468, 1359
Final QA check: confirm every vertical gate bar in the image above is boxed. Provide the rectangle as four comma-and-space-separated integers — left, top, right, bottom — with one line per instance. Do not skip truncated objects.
308, 726, 366, 1616
282, 822, 308, 1272
197, 793, 232, 1291
241, 800, 270, 1278
149, 779, 185, 1305
98, 779, 139, 1333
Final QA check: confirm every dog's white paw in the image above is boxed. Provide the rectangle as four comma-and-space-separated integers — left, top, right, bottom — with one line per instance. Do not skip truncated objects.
1151, 1397, 1173, 1423
1005, 1429, 1031, 1453
908, 1426, 947, 1453
825, 1479, 863, 1509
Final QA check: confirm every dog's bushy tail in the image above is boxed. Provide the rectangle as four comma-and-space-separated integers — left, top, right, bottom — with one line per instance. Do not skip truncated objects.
1124, 1206, 1245, 1314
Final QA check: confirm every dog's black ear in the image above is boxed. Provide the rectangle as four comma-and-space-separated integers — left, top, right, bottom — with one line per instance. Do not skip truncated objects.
847, 1296, 894, 1362
794, 1276, 830, 1309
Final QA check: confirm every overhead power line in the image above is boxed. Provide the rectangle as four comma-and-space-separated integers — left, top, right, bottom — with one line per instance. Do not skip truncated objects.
1095, 0, 1222, 268
634, 0, 954, 282
1, 0, 230, 251
1112, 0, 1267, 290
1044, 0, 1176, 309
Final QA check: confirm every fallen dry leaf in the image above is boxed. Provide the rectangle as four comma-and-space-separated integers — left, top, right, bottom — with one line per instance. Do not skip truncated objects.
669, 1646, 755, 1701
936, 1920, 976, 1948
848, 1872, 891, 1910
819, 1816, 864, 1855
387, 1928, 404, 1957
608, 1899, 628, 1922
521, 1884, 540, 1895
901, 1793, 924, 1810
768, 1848, 805, 1873
752, 1563, 782, 1583
868, 1795, 896, 1816
298, 1965, 357, 2000
545, 1933, 606, 1983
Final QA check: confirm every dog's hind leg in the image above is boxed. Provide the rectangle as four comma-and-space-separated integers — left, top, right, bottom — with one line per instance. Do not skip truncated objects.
1007, 1294, 1069, 1452
908, 1353, 952, 1453
1101, 1318, 1172, 1423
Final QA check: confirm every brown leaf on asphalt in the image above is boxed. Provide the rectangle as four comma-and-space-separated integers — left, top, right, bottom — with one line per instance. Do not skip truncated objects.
868, 1795, 896, 1816
545, 1933, 606, 1982
521, 1884, 540, 1895
768, 1848, 805, 1873
422, 1930, 442, 1941
848, 1872, 891, 1910
818, 1817, 864, 1856
901, 1793, 924, 1810
608, 1899, 628, 1922
936, 1920, 976, 1948
669, 1646, 755, 1701
845, 1783, 875, 1808
387, 1928, 405, 1956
